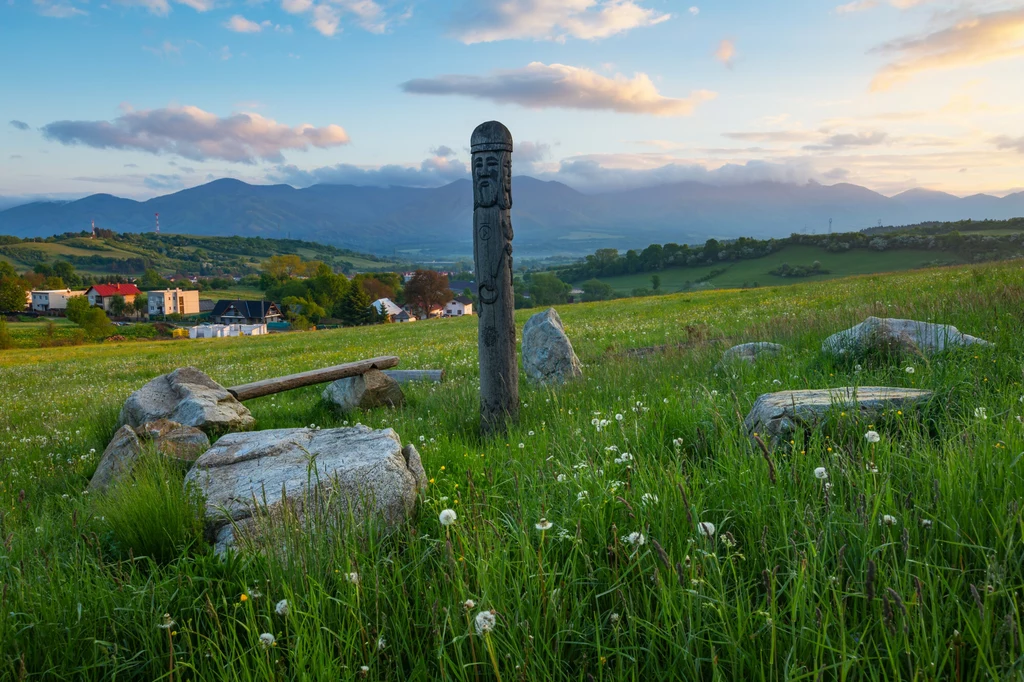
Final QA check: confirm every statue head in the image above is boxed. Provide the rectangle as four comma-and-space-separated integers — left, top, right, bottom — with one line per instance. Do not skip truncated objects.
471, 121, 513, 210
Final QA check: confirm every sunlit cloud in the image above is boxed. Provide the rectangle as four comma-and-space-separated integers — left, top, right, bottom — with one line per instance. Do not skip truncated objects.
283, 0, 396, 37
715, 39, 736, 67
225, 14, 268, 32
41, 105, 350, 164
402, 62, 716, 116
870, 8, 1024, 91
450, 0, 670, 44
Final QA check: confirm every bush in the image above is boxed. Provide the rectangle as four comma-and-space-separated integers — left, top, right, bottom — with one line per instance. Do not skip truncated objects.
0, 318, 13, 349
94, 451, 206, 563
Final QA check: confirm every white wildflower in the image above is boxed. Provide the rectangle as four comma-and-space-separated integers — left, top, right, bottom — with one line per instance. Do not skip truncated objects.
623, 532, 645, 546
865, 430, 880, 443
556, 474, 566, 482
474, 610, 496, 635
377, 636, 386, 651
880, 514, 898, 527
259, 633, 276, 649
463, 599, 475, 610
576, 490, 589, 501
157, 613, 175, 629
610, 612, 620, 623
697, 521, 716, 539
920, 519, 933, 529
640, 493, 659, 506
974, 407, 987, 420
439, 509, 457, 526
535, 519, 553, 531
814, 467, 828, 480
345, 572, 359, 585
275, 599, 289, 617
905, 366, 915, 374
615, 414, 624, 421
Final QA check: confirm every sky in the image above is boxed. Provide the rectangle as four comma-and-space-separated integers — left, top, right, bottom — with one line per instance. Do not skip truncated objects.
2, 0, 1023, 201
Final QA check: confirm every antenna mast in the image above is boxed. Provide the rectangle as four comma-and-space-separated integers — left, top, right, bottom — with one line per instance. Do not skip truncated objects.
155, 212, 160, 234
91, 219, 96, 239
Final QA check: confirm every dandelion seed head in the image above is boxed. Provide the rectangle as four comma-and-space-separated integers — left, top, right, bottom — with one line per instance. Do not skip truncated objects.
474, 610, 496, 635
275, 599, 289, 617
864, 430, 880, 443
439, 509, 457, 526
259, 633, 276, 649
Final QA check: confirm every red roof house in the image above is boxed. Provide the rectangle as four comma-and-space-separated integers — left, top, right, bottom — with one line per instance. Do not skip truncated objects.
86, 283, 141, 311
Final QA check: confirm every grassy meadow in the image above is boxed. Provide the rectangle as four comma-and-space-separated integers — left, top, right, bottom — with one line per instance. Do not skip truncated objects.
1, 261, 1023, 679
590, 245, 968, 293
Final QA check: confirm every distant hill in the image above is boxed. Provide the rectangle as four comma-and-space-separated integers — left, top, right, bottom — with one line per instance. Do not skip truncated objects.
2, 177, 1023, 256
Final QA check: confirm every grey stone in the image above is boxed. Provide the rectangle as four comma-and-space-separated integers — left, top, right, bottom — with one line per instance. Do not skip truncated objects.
721, 342, 785, 365
522, 308, 583, 385
140, 419, 211, 462
322, 369, 405, 412
744, 386, 934, 447
822, 317, 991, 358
184, 425, 427, 553
118, 367, 255, 436
89, 425, 144, 493
89, 419, 210, 492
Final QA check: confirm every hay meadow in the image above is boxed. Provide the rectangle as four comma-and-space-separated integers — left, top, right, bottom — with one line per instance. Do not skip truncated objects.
1, 260, 1023, 680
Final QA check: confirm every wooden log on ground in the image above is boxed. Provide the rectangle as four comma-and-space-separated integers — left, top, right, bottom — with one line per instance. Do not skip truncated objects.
383, 369, 445, 384
227, 356, 400, 401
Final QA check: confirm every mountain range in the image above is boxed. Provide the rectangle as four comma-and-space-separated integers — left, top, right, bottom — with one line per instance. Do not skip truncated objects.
2, 178, 1022, 257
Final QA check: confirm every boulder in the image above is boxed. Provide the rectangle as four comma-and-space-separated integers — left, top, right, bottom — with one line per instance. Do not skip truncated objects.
721, 342, 785, 365
822, 317, 990, 358
89, 420, 210, 492
522, 308, 583, 385
744, 386, 934, 447
322, 368, 405, 412
184, 425, 427, 554
118, 367, 255, 436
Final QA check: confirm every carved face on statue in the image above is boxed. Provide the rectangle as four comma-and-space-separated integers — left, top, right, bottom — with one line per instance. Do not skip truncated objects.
473, 151, 511, 210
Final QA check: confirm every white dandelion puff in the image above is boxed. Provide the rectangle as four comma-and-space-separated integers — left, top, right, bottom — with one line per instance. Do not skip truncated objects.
474, 610, 496, 635
905, 366, 915, 374
535, 518, 553, 531
259, 633, 276, 649
623, 532, 645, 546
697, 521, 716, 539
864, 430, 880, 443
439, 509, 457, 526
880, 514, 898, 527
275, 599, 289, 617
814, 467, 828, 480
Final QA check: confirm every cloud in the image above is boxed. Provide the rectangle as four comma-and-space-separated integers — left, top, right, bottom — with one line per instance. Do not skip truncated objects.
871, 8, 1024, 91
402, 62, 716, 116
10, 154, 23, 160
992, 135, 1024, 153
33, 0, 87, 17
715, 39, 735, 67
835, 0, 876, 13
450, 0, 670, 44
722, 130, 818, 143
41, 105, 350, 164
9, 120, 30, 131
144, 173, 186, 190
804, 131, 889, 150
225, 14, 268, 32
143, 40, 182, 58
113, 0, 214, 14
823, 167, 851, 180
431, 145, 456, 157
270, 154, 469, 188
284, 0, 397, 37
688, 6, 698, 16
541, 156, 818, 192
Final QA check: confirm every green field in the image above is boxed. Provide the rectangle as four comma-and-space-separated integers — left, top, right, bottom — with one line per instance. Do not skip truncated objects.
589, 245, 967, 293
197, 285, 267, 301
1, 261, 1023, 679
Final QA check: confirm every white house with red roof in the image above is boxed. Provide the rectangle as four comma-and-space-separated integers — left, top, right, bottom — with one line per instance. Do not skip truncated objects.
85, 283, 141, 311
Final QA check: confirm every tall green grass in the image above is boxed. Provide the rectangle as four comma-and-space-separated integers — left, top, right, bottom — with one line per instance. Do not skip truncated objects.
0, 261, 1022, 679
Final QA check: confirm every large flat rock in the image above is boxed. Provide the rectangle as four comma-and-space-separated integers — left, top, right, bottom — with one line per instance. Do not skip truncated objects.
744, 386, 934, 446
822, 317, 990, 358
184, 425, 426, 553
118, 367, 254, 436
721, 342, 785, 365
323, 368, 405, 412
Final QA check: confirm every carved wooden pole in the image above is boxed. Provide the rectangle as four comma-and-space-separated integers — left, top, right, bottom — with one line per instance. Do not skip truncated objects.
471, 121, 518, 435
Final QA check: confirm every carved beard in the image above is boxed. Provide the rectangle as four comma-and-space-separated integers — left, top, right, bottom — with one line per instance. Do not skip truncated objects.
473, 151, 511, 210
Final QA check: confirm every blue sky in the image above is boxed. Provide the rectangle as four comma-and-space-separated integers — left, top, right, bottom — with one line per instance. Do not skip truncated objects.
2, 0, 1023, 199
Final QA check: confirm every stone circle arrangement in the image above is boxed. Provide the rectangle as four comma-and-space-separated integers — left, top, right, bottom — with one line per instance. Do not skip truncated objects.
88, 314, 988, 555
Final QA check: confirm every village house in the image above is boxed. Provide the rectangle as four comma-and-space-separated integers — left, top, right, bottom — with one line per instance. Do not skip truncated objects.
210, 299, 282, 325
85, 283, 141, 311
394, 310, 417, 323
402, 301, 443, 319
443, 296, 474, 317
148, 288, 200, 317
30, 289, 86, 315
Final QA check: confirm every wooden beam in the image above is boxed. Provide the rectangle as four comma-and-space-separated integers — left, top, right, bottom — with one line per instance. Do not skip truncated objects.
383, 369, 445, 384
228, 356, 400, 401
